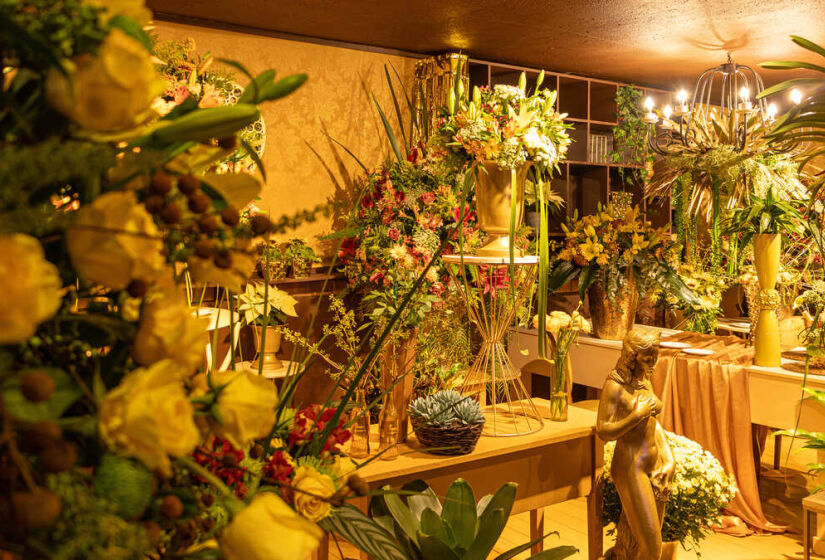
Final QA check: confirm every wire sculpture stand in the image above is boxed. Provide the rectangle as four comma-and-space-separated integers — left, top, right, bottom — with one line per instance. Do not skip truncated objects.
443, 254, 544, 437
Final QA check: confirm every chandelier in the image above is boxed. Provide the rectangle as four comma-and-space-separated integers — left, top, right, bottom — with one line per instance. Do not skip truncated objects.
642, 53, 779, 155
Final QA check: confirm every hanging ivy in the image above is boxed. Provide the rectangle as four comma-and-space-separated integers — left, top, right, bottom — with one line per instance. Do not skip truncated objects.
610, 85, 655, 188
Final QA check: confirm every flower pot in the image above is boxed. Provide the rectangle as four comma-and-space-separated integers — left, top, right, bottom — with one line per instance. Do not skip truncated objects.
259, 260, 287, 282
253, 325, 283, 369
380, 330, 417, 443
753, 233, 781, 367
474, 160, 531, 257
587, 272, 638, 340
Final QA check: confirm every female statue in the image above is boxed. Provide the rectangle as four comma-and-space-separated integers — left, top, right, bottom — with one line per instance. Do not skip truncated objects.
596, 329, 675, 560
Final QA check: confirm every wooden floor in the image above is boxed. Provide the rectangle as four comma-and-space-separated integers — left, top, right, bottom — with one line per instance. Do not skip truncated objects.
330, 434, 822, 560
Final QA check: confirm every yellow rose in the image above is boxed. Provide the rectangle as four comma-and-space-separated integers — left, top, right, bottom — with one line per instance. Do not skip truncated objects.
67, 191, 165, 291
0, 234, 62, 344
209, 370, 278, 448
292, 465, 336, 522
329, 455, 358, 487
187, 245, 257, 293
45, 29, 164, 132
219, 493, 322, 560
133, 285, 208, 373
86, 0, 152, 25
99, 359, 200, 475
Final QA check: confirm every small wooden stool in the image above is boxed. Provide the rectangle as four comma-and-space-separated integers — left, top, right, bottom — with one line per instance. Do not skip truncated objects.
802, 491, 825, 560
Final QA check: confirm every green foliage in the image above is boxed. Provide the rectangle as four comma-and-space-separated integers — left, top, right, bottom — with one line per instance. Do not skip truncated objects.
328, 478, 577, 560
722, 187, 805, 246
413, 294, 473, 394
93, 454, 155, 520
2, 367, 82, 422
408, 390, 484, 426
283, 238, 321, 263
610, 85, 653, 186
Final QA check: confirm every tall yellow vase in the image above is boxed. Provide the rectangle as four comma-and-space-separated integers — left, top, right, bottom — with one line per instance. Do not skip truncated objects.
753, 234, 781, 367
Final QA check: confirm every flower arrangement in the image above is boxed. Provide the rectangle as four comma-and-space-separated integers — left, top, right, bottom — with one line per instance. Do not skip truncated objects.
256, 239, 288, 280
794, 280, 825, 354
339, 156, 481, 330
548, 204, 687, 301
432, 74, 571, 171
0, 2, 376, 558
236, 281, 298, 326
652, 262, 729, 334
603, 432, 737, 551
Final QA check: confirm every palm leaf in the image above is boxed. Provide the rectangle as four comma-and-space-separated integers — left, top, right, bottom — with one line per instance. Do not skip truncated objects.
373, 94, 404, 162
320, 505, 408, 560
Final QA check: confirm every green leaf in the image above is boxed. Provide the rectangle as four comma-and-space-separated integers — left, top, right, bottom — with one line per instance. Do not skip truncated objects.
224, 61, 264, 104
319, 505, 408, 560
463, 508, 505, 560
385, 66, 408, 154
419, 534, 461, 560
240, 138, 267, 181
372, 94, 404, 162
760, 60, 825, 73
441, 479, 478, 552
257, 74, 308, 102
791, 35, 825, 58
420, 507, 456, 548
405, 480, 443, 519
384, 488, 420, 545
757, 78, 824, 99
578, 263, 596, 301
108, 15, 152, 51
526, 546, 579, 560
3, 368, 82, 422
547, 261, 578, 293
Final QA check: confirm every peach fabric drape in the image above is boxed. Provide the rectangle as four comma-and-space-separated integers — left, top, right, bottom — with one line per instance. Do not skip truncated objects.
650, 332, 784, 533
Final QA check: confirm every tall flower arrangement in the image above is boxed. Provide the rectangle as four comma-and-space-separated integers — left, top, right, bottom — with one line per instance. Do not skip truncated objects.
0, 2, 378, 558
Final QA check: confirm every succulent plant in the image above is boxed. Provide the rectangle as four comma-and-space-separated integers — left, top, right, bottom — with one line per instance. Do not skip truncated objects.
408, 390, 484, 427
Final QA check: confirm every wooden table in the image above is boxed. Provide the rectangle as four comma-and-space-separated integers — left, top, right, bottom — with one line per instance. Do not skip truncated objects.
315, 402, 603, 559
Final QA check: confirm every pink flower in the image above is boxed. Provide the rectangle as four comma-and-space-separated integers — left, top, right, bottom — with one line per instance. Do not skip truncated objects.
388, 228, 400, 241
420, 192, 436, 205
430, 282, 445, 296
369, 270, 384, 284
173, 84, 190, 104
453, 205, 475, 224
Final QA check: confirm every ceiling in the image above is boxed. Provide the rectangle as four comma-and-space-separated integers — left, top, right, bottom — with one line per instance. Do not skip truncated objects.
149, 0, 825, 91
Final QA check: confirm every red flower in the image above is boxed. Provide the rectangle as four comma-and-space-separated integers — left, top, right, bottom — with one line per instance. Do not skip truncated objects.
361, 194, 374, 209
288, 406, 352, 454
388, 228, 401, 241
430, 282, 445, 296
420, 191, 436, 205
264, 449, 294, 484
407, 146, 421, 163
192, 437, 248, 498
338, 237, 357, 262
453, 205, 475, 224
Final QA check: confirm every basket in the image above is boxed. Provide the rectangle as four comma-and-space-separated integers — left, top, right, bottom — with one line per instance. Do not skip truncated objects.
410, 417, 484, 456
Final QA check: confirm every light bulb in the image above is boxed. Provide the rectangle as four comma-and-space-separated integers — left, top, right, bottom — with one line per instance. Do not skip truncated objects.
677, 89, 688, 104
739, 86, 749, 100
663, 104, 673, 119
644, 97, 654, 111
767, 102, 778, 119
791, 88, 803, 104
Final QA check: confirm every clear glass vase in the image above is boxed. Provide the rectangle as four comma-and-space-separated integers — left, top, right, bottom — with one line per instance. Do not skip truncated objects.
549, 352, 571, 422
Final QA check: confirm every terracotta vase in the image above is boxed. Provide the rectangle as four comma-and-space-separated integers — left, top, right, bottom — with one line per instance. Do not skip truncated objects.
753, 234, 781, 367
379, 330, 417, 443
474, 160, 531, 257
253, 325, 283, 369
587, 272, 639, 340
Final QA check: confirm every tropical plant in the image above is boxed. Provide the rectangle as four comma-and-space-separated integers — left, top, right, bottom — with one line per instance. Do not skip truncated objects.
408, 390, 484, 426
236, 281, 298, 326
322, 478, 577, 560
653, 261, 729, 334
610, 84, 654, 186
284, 237, 321, 263
603, 432, 737, 552
722, 187, 805, 245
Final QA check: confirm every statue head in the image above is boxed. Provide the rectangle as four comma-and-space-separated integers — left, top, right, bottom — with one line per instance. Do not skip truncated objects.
615, 328, 660, 383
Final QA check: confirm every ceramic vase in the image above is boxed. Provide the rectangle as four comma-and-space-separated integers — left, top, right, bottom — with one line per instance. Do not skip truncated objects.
587, 271, 639, 340
753, 233, 781, 367
474, 160, 531, 257
253, 325, 282, 369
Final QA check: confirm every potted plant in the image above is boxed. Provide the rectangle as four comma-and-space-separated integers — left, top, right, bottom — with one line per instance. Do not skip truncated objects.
524, 179, 564, 232
548, 205, 696, 340
256, 240, 287, 281
284, 238, 320, 278
603, 432, 737, 558
408, 390, 485, 455
323, 478, 577, 560
723, 187, 804, 365
432, 73, 572, 257
236, 282, 298, 368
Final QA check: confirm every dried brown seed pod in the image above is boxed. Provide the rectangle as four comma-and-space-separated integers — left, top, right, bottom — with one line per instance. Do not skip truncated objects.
22, 421, 62, 451
347, 473, 369, 496
200, 492, 215, 508
143, 520, 162, 546
160, 495, 184, 519
217, 136, 238, 151
10, 489, 62, 529
250, 215, 272, 236
213, 250, 232, 270
197, 215, 219, 235
127, 279, 147, 298
143, 194, 165, 214
39, 441, 77, 473
159, 203, 182, 225
220, 207, 240, 227
21, 371, 55, 403
149, 171, 174, 196
187, 192, 211, 214
194, 239, 216, 259
249, 443, 264, 460
177, 174, 201, 196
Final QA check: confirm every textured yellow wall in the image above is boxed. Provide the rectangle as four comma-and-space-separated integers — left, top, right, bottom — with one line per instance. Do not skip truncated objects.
152, 21, 417, 256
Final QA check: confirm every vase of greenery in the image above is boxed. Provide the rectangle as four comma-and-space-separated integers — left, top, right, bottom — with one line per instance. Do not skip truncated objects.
257, 240, 287, 281
237, 282, 298, 368
533, 309, 591, 420
284, 238, 320, 278
603, 432, 737, 556
723, 188, 803, 366
408, 390, 485, 455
